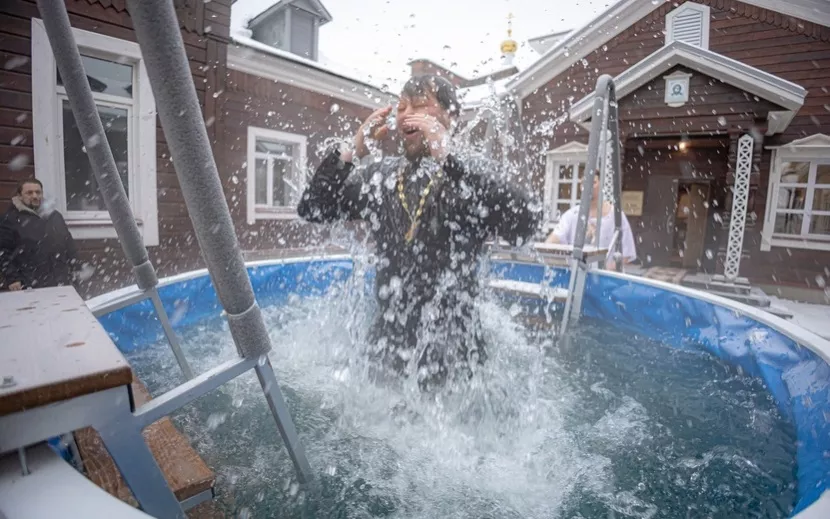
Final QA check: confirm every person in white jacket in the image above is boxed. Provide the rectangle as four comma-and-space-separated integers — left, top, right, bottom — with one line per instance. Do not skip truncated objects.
545, 173, 637, 270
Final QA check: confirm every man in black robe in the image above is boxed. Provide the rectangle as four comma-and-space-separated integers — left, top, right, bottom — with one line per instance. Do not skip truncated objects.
298, 75, 540, 390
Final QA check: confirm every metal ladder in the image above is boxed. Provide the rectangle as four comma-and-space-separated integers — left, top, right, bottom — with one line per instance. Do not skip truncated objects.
559, 75, 624, 333
35, 0, 312, 517
486, 75, 624, 333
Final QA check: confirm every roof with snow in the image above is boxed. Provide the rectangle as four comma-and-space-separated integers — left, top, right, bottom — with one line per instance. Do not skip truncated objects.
507, 0, 830, 99
248, 0, 333, 28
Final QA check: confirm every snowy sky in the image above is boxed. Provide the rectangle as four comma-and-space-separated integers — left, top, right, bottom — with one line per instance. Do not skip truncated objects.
230, 0, 619, 89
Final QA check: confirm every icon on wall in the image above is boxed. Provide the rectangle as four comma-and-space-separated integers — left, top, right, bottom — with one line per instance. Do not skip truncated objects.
664, 71, 692, 108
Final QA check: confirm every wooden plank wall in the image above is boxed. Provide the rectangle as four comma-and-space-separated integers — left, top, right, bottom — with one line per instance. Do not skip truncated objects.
521, 0, 830, 285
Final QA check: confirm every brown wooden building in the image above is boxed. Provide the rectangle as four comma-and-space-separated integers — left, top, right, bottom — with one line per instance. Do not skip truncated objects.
506, 0, 830, 288
0, 0, 393, 296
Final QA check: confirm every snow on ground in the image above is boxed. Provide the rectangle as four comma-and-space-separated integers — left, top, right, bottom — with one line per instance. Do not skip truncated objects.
769, 296, 830, 340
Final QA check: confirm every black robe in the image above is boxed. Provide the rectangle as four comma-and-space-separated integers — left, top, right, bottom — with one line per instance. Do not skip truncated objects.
298, 150, 540, 389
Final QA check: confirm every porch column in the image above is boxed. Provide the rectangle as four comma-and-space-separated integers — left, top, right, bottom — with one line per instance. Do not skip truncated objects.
723, 132, 755, 281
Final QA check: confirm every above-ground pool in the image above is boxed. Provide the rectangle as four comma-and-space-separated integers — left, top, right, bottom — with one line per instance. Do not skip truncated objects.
87, 255, 830, 518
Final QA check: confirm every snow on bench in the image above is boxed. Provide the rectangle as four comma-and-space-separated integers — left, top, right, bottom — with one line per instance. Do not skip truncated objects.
0, 443, 153, 519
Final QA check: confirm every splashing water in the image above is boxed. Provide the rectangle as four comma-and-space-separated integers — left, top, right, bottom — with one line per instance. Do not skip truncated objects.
127, 274, 797, 519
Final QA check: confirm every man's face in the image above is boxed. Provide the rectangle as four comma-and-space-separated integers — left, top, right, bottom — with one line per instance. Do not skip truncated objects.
395, 91, 452, 161
19, 182, 43, 210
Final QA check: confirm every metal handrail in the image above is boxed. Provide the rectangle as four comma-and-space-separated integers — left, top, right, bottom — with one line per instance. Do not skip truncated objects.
34, 0, 313, 516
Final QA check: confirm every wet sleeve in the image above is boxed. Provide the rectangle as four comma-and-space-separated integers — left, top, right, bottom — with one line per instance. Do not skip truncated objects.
297, 149, 371, 223
56, 212, 78, 268
443, 154, 542, 245
0, 215, 22, 285
552, 210, 575, 244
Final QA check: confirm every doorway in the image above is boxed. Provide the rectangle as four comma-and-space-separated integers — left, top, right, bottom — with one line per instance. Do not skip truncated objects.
671, 182, 711, 268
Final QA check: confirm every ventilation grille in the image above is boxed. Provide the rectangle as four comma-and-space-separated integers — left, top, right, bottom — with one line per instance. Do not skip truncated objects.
668, 6, 707, 48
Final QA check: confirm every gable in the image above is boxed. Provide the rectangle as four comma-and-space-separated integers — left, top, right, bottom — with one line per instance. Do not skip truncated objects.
568, 42, 806, 135
509, 0, 830, 99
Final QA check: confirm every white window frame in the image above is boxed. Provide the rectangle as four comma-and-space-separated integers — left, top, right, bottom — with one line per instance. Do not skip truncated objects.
665, 3, 711, 50
544, 142, 589, 229
31, 19, 157, 246
246, 127, 307, 224
761, 135, 830, 252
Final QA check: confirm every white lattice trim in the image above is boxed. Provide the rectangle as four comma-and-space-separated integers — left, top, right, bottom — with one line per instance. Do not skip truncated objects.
724, 134, 754, 281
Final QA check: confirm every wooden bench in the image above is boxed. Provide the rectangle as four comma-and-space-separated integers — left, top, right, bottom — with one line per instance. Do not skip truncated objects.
0, 287, 218, 517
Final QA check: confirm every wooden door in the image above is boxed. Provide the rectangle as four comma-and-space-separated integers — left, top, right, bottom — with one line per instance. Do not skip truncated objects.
640, 176, 678, 266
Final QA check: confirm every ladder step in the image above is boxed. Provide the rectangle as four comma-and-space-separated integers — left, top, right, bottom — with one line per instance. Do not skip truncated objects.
75, 374, 215, 509
489, 279, 570, 302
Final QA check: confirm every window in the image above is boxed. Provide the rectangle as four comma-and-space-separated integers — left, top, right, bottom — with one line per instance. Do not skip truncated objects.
544, 142, 588, 226
31, 19, 158, 245
762, 134, 830, 251
666, 3, 710, 49
246, 127, 307, 223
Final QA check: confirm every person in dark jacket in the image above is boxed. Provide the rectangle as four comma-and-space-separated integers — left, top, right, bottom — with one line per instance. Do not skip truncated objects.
0, 178, 77, 291
298, 75, 540, 391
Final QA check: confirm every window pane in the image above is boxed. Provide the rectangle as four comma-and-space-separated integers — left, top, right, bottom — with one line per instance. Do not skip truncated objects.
809, 214, 830, 235
774, 213, 803, 235
817, 164, 830, 185
254, 158, 268, 205
813, 189, 830, 211
557, 203, 571, 217
256, 139, 292, 156
779, 161, 810, 184
557, 164, 573, 181
558, 183, 572, 200
63, 101, 128, 211
58, 55, 133, 98
777, 187, 807, 210
272, 159, 293, 206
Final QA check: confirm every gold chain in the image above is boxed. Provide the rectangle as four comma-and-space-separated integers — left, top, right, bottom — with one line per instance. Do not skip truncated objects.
396, 160, 441, 242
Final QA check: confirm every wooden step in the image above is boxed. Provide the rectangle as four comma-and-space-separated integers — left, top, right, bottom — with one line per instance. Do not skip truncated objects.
74, 374, 220, 516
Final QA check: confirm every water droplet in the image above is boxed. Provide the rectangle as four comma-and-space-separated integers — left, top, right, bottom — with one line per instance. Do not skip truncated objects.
717, 116, 727, 126
238, 507, 251, 519
206, 412, 227, 430
4, 56, 29, 70
329, 103, 341, 114
8, 154, 30, 171
10, 135, 24, 146
231, 175, 239, 184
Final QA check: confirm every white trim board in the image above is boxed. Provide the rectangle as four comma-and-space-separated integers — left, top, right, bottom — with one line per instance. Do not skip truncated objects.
507, 0, 830, 100
30, 18, 159, 246
567, 41, 807, 136
228, 37, 396, 110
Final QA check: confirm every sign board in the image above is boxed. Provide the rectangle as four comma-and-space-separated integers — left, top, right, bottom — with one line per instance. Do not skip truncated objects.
664, 71, 692, 108
622, 191, 644, 216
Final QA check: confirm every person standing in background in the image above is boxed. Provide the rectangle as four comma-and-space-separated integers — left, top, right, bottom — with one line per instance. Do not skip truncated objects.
0, 178, 78, 291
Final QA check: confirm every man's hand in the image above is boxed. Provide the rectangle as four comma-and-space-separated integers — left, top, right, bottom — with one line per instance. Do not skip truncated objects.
8, 281, 22, 291
403, 114, 450, 162
346, 105, 393, 162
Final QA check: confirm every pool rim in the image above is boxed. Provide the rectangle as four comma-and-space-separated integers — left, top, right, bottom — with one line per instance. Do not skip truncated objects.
85, 254, 830, 518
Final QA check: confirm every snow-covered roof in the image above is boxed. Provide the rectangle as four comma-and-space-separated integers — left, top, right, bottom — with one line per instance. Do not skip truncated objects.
508, 0, 830, 99
457, 76, 513, 111
229, 31, 395, 109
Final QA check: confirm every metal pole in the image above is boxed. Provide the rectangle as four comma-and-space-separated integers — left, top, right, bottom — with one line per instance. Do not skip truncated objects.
125, 0, 312, 482
34, 0, 193, 380
608, 90, 624, 272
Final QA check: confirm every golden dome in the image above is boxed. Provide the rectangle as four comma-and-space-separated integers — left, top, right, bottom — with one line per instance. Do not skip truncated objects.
500, 13, 517, 56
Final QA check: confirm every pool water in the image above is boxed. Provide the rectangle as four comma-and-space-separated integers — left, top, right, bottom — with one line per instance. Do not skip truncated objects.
126, 283, 797, 518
